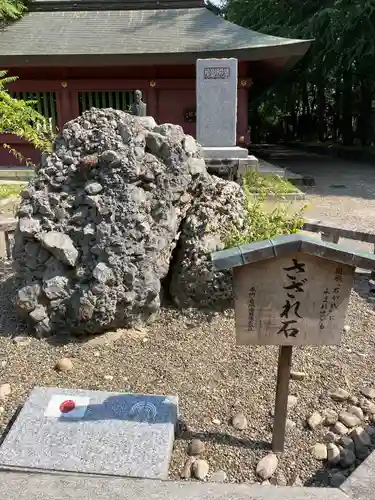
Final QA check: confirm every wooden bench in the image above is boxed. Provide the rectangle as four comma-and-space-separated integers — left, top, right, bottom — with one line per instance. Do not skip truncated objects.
0, 219, 17, 260
303, 218, 375, 275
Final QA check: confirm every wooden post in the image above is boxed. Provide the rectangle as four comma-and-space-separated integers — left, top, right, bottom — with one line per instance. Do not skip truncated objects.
272, 346, 293, 453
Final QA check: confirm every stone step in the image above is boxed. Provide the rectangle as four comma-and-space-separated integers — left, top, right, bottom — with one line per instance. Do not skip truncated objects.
0, 470, 347, 500
0, 168, 34, 181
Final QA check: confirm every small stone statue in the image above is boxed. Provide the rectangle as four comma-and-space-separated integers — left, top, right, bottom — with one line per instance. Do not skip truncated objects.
130, 90, 147, 117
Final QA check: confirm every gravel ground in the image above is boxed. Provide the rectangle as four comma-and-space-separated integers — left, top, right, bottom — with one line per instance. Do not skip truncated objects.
0, 151, 375, 487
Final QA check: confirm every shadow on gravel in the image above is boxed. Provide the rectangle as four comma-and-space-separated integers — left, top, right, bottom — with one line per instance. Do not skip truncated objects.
176, 419, 270, 452
0, 260, 28, 338
304, 439, 375, 488
353, 272, 375, 306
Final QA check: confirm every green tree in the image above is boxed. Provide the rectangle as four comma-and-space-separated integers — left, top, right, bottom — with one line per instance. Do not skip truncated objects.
0, 0, 25, 21
224, 0, 375, 147
0, 70, 54, 158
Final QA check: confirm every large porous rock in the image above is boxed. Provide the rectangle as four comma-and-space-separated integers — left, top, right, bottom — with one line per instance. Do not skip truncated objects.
169, 176, 245, 308
13, 108, 214, 337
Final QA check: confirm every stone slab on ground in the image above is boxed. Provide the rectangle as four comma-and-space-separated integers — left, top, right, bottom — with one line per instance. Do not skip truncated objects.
0, 387, 178, 480
0, 470, 349, 500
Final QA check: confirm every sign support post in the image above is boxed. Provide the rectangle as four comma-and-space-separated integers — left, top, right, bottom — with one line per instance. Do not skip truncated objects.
272, 345, 293, 453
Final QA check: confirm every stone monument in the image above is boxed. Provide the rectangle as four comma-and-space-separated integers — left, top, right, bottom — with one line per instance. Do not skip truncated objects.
0, 387, 178, 480
130, 90, 147, 117
196, 58, 258, 179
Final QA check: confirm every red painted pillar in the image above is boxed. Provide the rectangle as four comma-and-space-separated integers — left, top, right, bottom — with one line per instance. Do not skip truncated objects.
148, 81, 158, 120
56, 84, 79, 130
237, 86, 249, 145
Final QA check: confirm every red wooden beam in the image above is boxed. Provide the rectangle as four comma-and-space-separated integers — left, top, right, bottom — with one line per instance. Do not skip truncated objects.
8, 78, 253, 92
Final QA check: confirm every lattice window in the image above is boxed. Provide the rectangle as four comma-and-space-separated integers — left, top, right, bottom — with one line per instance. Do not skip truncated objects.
78, 91, 135, 114
10, 91, 57, 130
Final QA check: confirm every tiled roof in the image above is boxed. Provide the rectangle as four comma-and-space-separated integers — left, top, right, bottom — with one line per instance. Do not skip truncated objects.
0, 7, 310, 59
29, 0, 204, 11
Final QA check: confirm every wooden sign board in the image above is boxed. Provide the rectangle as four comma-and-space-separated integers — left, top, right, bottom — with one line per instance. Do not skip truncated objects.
234, 252, 354, 346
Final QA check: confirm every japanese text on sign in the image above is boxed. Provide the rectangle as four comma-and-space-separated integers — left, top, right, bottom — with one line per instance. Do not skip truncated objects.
319, 266, 343, 329
204, 67, 230, 80
277, 258, 307, 338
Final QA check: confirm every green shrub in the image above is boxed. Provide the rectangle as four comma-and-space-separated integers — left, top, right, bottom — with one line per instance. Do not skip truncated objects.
224, 170, 305, 248
0, 183, 26, 199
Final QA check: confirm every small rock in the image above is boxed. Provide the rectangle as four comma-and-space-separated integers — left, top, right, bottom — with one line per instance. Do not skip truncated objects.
93, 351, 100, 357
93, 262, 114, 285
332, 421, 349, 436
209, 470, 227, 483
0, 361, 6, 368
290, 371, 306, 381
180, 457, 195, 479
192, 459, 209, 480
330, 471, 346, 488
54, 357, 73, 372
0, 384, 11, 400
364, 424, 375, 437
261, 480, 270, 486
343, 325, 350, 333
348, 395, 359, 405
359, 398, 375, 414
347, 405, 364, 421
187, 439, 205, 456
351, 426, 371, 448
287, 395, 298, 410
232, 411, 248, 430
256, 454, 278, 480
0, 406, 4, 415
84, 181, 103, 195
12, 336, 31, 346
212, 418, 221, 425
339, 436, 355, 451
323, 409, 338, 426
360, 387, 375, 399
328, 388, 350, 402
311, 443, 327, 460
29, 305, 47, 322
340, 449, 356, 468
339, 410, 362, 428
307, 411, 323, 430
327, 443, 341, 465
286, 419, 296, 430
40, 231, 78, 267
104, 375, 114, 381
323, 431, 336, 443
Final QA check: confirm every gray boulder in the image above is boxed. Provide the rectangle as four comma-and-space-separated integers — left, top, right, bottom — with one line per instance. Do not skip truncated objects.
170, 176, 245, 308
13, 108, 245, 337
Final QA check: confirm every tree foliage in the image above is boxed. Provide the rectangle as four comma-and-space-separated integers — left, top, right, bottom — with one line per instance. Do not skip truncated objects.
0, 0, 25, 21
224, 0, 375, 146
0, 70, 54, 153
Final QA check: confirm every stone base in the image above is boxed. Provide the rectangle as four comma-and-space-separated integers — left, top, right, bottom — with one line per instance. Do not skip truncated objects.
205, 155, 258, 181
0, 387, 178, 480
201, 146, 249, 159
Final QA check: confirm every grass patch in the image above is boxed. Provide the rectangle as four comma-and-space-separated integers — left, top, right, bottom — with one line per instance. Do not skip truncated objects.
0, 183, 26, 199
224, 170, 305, 248
245, 170, 297, 195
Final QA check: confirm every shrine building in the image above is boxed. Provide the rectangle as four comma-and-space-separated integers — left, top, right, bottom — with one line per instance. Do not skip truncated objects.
0, 0, 311, 166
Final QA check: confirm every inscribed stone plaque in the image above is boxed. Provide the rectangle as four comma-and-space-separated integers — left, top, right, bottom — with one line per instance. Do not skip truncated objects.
196, 58, 238, 147
234, 252, 354, 346
0, 387, 178, 480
